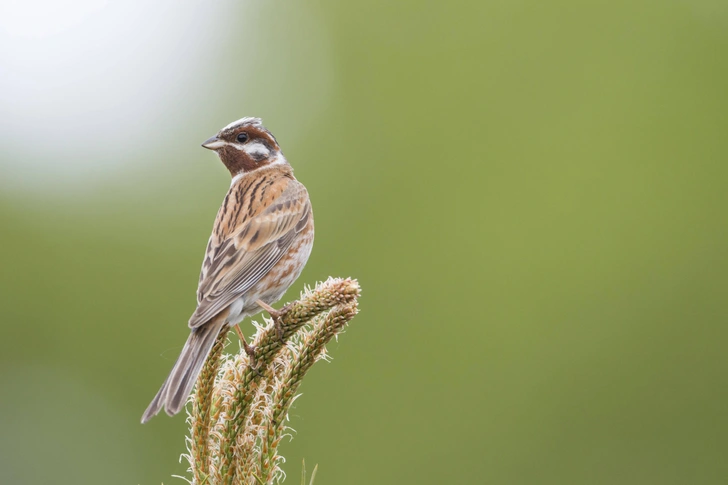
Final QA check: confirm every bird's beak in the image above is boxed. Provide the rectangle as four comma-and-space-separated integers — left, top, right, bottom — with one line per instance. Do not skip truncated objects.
201, 136, 225, 150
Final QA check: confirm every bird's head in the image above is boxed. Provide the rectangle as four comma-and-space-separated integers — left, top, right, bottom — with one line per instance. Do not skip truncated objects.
201, 117, 287, 176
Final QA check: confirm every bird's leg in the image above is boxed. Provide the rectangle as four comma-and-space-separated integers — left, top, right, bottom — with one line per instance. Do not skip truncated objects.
256, 299, 286, 342
234, 324, 253, 354
234, 324, 264, 377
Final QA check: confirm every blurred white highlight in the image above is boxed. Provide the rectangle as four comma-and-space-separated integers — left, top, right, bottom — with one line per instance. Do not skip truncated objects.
0, 0, 236, 194
0, 1, 334, 200
0, 0, 108, 39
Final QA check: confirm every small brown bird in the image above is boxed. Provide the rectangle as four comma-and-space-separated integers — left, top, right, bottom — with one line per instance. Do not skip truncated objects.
142, 117, 314, 423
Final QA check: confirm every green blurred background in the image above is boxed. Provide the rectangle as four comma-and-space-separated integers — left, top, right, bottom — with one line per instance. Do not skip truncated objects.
1, 1, 727, 483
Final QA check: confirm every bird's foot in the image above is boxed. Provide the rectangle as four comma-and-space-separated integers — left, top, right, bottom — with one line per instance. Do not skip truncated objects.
257, 299, 288, 343
235, 324, 264, 377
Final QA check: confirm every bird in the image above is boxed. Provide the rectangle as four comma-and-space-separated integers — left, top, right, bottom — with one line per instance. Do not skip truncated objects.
141, 117, 314, 423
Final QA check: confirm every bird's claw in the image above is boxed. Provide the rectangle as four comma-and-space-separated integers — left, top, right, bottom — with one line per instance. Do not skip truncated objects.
257, 299, 287, 343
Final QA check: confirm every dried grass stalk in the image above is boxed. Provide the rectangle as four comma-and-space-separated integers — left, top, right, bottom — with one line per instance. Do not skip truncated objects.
180, 277, 361, 485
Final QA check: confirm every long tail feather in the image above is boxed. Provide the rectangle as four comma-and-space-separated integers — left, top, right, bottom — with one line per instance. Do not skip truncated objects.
141, 316, 227, 423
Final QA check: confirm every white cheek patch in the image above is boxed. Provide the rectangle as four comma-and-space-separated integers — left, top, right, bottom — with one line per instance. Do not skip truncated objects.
268, 154, 287, 166
242, 142, 271, 159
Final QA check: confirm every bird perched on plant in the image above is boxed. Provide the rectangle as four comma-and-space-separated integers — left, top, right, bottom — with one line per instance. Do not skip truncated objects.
142, 117, 314, 423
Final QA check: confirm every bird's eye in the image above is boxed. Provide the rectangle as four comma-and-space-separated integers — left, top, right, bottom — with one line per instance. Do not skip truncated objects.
236, 133, 249, 143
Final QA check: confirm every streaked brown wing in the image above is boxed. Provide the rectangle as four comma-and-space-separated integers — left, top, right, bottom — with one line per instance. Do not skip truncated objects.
188, 179, 310, 329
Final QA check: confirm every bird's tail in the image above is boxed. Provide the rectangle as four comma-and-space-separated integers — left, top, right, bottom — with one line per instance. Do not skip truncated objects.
141, 315, 227, 423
